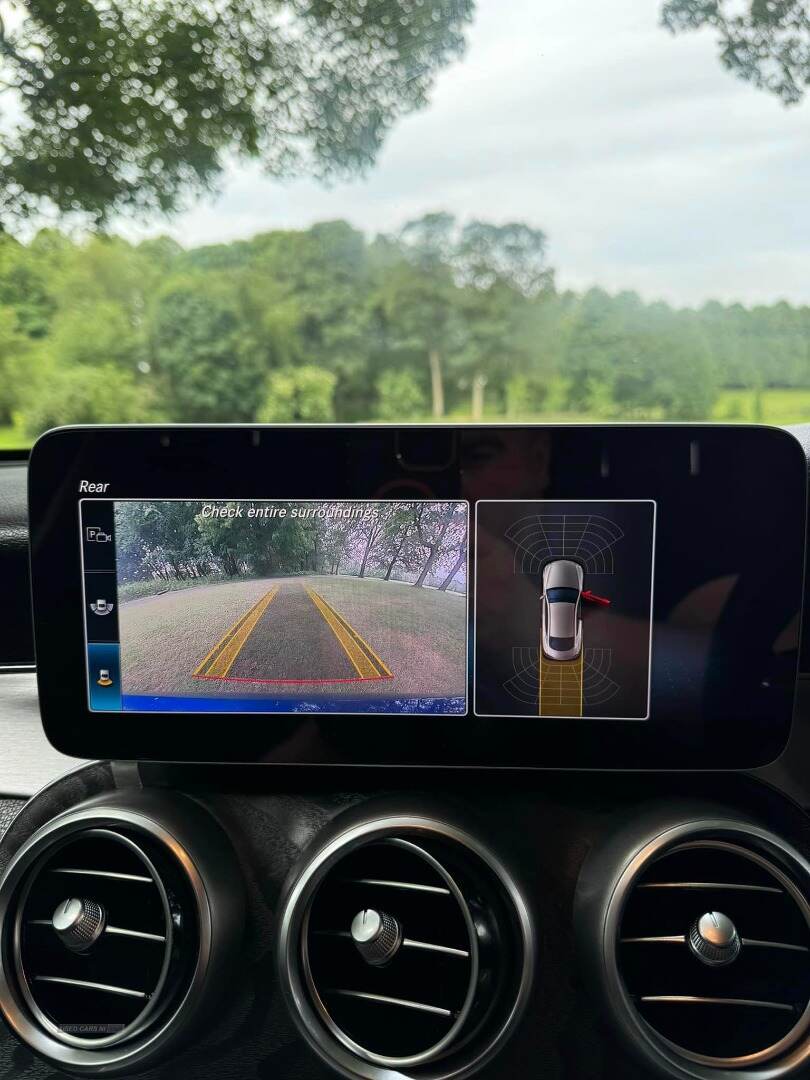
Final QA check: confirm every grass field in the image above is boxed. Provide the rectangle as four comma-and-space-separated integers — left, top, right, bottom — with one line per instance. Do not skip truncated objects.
711, 389, 810, 425
0, 417, 28, 450
118, 574, 467, 701
4, 388, 810, 448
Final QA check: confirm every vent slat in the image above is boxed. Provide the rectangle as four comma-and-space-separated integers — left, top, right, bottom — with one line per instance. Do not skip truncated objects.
28, 920, 166, 944
637, 882, 782, 894
622, 934, 808, 953
33, 976, 148, 1000
640, 995, 794, 1013
50, 868, 154, 884
344, 878, 451, 896
402, 937, 470, 958
619, 838, 810, 1063
105, 926, 166, 943
327, 989, 455, 1017
313, 929, 469, 958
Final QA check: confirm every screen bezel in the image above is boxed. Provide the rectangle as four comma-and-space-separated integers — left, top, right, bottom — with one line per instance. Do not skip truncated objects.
28, 423, 807, 769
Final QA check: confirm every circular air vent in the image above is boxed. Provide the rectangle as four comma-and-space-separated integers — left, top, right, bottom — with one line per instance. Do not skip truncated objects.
13, 826, 194, 1050
279, 814, 533, 1080
0, 794, 244, 1074
619, 838, 810, 1066
580, 815, 810, 1080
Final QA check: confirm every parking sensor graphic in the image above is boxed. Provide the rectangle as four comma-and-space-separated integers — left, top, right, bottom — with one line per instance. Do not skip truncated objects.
475, 500, 655, 720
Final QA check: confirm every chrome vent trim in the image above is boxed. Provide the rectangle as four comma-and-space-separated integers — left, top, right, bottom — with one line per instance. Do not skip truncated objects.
12, 827, 183, 1051
0, 795, 244, 1075
302, 835, 479, 1068
590, 818, 810, 1080
279, 813, 534, 1080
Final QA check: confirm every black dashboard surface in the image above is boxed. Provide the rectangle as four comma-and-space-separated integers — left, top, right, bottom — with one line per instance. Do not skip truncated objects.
0, 457, 33, 668
2, 765, 808, 1080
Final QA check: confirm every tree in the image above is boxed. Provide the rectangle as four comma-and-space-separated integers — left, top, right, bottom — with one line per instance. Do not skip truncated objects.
562, 288, 620, 412
376, 370, 427, 421
258, 366, 337, 423
149, 277, 268, 422
609, 300, 719, 420
378, 218, 463, 418
0, 0, 473, 228
389, 214, 555, 418
439, 545, 466, 591
0, 306, 29, 424
20, 361, 153, 438
662, 0, 810, 105
454, 220, 553, 296
370, 505, 418, 580
410, 503, 465, 588
0, 230, 65, 337
355, 507, 385, 579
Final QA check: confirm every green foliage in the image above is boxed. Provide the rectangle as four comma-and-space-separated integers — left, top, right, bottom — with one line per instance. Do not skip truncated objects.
20, 361, 153, 438
662, 0, 810, 104
0, 0, 473, 227
382, 213, 554, 417
376, 370, 427, 421
258, 367, 337, 423
115, 499, 467, 590
150, 278, 268, 422
505, 374, 548, 419
0, 306, 29, 424
2, 218, 810, 443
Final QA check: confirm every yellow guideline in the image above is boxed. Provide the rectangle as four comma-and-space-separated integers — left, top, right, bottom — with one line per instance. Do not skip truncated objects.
538, 649, 584, 717
194, 586, 280, 678
306, 588, 391, 680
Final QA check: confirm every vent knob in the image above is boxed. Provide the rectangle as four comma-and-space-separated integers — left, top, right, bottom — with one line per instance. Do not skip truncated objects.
688, 910, 741, 967
350, 908, 402, 967
52, 897, 106, 953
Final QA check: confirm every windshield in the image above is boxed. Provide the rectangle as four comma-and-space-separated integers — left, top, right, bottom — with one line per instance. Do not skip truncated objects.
1, 0, 808, 448
547, 588, 580, 605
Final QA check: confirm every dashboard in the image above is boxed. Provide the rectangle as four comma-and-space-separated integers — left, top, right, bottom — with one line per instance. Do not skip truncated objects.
0, 423, 809, 1080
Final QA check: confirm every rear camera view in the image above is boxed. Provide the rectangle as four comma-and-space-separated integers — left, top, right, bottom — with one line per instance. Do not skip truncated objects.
475, 500, 655, 719
106, 500, 468, 714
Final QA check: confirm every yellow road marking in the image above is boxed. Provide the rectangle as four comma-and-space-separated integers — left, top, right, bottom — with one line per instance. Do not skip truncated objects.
305, 588, 391, 679
538, 648, 583, 717
313, 592, 393, 678
194, 586, 280, 678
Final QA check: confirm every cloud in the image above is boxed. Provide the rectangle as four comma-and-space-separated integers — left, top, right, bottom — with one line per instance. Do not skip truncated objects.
118, 0, 810, 307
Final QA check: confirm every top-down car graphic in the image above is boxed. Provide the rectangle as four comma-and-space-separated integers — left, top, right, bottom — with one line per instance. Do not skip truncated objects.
541, 559, 584, 661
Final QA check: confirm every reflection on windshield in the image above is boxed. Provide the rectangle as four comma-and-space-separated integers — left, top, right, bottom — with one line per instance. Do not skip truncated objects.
1, 0, 809, 448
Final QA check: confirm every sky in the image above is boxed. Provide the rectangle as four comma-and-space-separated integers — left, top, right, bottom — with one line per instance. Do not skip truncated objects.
117, 0, 809, 307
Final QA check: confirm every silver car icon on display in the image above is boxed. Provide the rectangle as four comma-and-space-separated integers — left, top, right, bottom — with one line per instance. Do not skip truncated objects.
541, 559, 584, 661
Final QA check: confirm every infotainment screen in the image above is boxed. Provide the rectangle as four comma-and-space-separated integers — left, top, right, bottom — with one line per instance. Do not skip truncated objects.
81, 499, 468, 714
27, 424, 807, 768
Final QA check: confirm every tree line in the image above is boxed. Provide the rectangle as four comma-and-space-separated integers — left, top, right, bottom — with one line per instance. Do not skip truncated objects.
2, 213, 809, 438
115, 501, 467, 592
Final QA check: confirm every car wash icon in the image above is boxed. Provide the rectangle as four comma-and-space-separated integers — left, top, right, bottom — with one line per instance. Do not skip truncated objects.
96, 669, 113, 688
90, 599, 114, 616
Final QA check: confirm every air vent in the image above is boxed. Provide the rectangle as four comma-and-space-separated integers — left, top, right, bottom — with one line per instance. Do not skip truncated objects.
580, 815, 810, 1080
279, 814, 533, 1079
14, 827, 194, 1049
0, 794, 244, 1074
620, 839, 810, 1065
